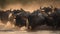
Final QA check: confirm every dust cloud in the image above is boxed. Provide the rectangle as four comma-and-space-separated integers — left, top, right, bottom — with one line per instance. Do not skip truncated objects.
2, 0, 60, 13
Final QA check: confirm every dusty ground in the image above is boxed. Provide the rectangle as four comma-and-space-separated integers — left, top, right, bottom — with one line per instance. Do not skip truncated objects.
0, 21, 60, 34
0, 30, 60, 34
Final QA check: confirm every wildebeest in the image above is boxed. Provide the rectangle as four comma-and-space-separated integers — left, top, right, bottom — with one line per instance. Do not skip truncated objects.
28, 6, 60, 30
53, 8, 60, 29
40, 7, 60, 29
40, 6, 57, 29
14, 8, 30, 28
0, 10, 11, 24
0, 9, 16, 26
28, 9, 46, 30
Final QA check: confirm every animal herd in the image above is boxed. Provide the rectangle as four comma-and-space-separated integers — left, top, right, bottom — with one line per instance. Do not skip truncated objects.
0, 6, 60, 30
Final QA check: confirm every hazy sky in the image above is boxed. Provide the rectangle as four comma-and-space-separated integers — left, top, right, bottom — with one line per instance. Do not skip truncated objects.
0, 0, 60, 12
